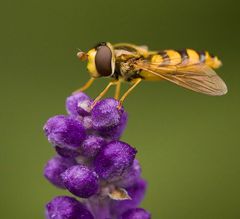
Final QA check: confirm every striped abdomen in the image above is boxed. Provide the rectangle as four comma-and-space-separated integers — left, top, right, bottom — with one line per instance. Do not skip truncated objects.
149, 49, 222, 69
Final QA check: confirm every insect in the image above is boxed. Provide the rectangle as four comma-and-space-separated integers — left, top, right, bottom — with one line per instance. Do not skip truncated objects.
75, 42, 227, 108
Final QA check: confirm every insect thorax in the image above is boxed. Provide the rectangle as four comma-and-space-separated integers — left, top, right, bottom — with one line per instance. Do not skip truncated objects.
112, 58, 142, 82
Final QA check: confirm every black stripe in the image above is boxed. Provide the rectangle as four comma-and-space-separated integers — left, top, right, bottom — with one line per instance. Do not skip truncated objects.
177, 49, 189, 63
209, 52, 215, 58
158, 51, 170, 65
198, 51, 206, 63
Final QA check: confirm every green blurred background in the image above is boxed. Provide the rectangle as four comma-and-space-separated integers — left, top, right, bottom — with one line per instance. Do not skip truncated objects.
0, 0, 240, 218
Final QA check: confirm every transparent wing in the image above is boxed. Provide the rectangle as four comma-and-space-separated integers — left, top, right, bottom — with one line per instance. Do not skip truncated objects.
113, 43, 149, 57
113, 43, 148, 51
135, 60, 228, 96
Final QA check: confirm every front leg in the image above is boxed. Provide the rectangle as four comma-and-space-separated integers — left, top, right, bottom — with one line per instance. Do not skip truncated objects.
73, 77, 95, 94
114, 81, 121, 100
92, 81, 118, 108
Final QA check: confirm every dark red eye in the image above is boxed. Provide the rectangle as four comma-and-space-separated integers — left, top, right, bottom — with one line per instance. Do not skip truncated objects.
95, 45, 113, 77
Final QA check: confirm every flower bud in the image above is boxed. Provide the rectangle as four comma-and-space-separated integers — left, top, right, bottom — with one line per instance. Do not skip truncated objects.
94, 141, 137, 180
45, 196, 94, 219
44, 115, 86, 148
118, 159, 141, 187
81, 135, 106, 158
121, 208, 151, 219
44, 156, 76, 188
66, 92, 92, 116
55, 146, 80, 158
92, 98, 128, 139
82, 116, 93, 129
61, 165, 99, 198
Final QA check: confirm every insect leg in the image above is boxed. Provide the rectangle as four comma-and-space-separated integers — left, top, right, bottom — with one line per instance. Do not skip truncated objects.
72, 77, 95, 94
92, 81, 118, 108
118, 78, 142, 109
114, 81, 121, 100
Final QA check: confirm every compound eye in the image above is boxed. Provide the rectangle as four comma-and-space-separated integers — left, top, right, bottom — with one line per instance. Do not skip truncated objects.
95, 45, 113, 77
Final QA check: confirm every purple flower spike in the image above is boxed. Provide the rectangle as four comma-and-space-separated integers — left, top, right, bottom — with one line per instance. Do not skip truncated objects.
121, 208, 151, 219
61, 165, 99, 198
43, 92, 151, 217
44, 156, 76, 188
81, 135, 106, 158
92, 98, 128, 139
94, 141, 137, 180
45, 196, 94, 219
66, 92, 92, 116
44, 115, 86, 148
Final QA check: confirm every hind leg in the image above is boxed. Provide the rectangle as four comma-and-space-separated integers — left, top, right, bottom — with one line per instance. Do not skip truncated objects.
91, 81, 118, 108
118, 78, 142, 109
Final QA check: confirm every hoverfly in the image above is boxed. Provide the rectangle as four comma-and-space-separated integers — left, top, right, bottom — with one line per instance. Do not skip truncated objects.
75, 42, 227, 108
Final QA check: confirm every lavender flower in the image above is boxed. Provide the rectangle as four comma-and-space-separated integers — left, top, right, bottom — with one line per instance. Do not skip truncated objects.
121, 208, 151, 219
45, 196, 94, 219
66, 92, 92, 117
118, 159, 142, 187
92, 98, 128, 140
44, 115, 86, 148
44, 156, 76, 188
43, 92, 151, 218
61, 165, 99, 198
55, 146, 80, 158
81, 135, 106, 158
111, 178, 147, 216
94, 141, 137, 180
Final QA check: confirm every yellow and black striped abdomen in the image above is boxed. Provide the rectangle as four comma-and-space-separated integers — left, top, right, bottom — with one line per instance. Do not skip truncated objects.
149, 49, 222, 69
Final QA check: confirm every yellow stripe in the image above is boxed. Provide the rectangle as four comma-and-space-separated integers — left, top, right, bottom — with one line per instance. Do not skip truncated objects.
205, 51, 222, 69
186, 49, 200, 64
205, 51, 217, 68
151, 54, 163, 65
166, 50, 181, 65
212, 56, 222, 68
